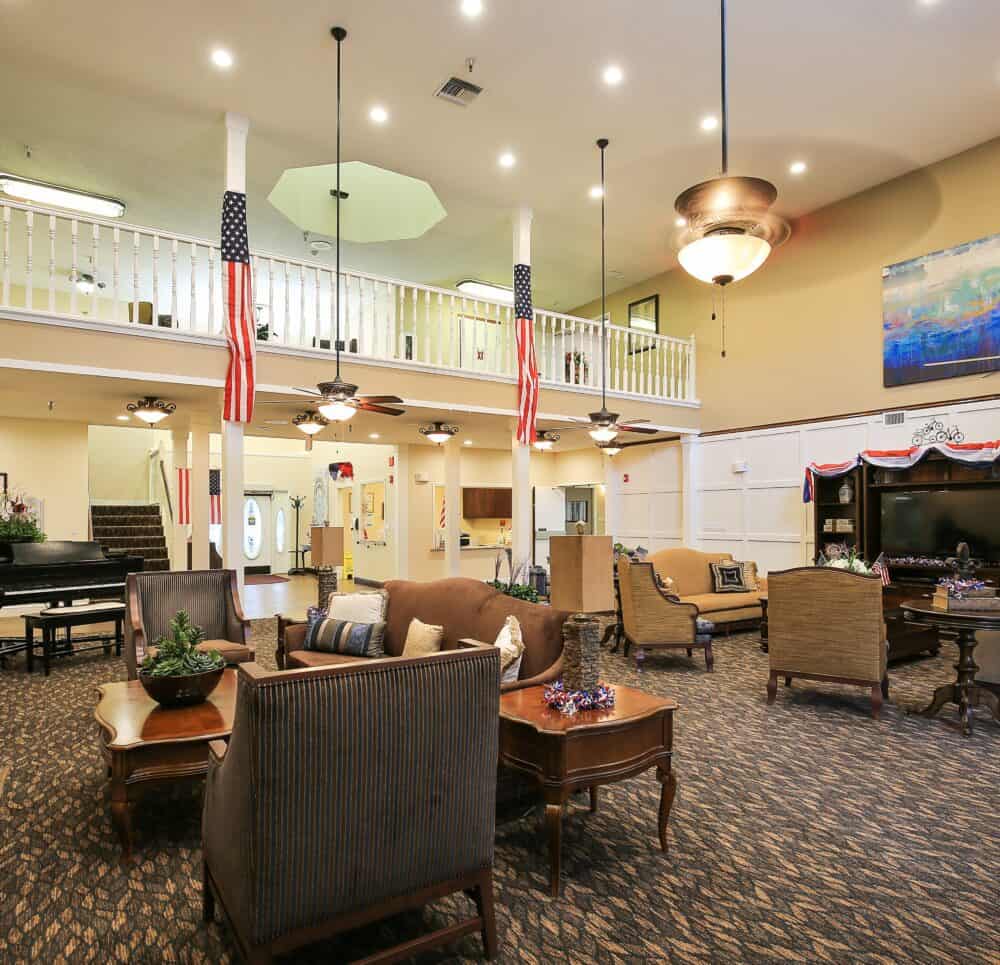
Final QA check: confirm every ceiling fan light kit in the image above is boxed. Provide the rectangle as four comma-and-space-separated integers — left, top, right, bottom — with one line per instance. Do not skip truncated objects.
419, 422, 459, 445
293, 411, 329, 436
126, 396, 176, 425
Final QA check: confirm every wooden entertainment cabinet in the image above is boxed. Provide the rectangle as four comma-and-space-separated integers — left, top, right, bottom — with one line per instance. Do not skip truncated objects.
811, 453, 1000, 662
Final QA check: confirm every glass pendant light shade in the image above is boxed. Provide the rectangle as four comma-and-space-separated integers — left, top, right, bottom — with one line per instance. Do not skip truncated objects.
589, 426, 618, 443
293, 412, 328, 435
677, 232, 771, 285
318, 399, 356, 422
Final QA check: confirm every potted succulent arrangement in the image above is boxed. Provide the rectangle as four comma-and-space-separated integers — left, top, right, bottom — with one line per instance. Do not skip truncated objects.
139, 611, 226, 708
0, 487, 46, 544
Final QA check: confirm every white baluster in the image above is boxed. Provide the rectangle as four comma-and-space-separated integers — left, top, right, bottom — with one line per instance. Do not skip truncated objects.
24, 209, 33, 310
687, 335, 696, 401
283, 260, 292, 345
207, 245, 216, 332
47, 215, 56, 312
435, 291, 444, 367
90, 223, 100, 318
169, 237, 178, 326
190, 243, 198, 330
112, 227, 121, 323
299, 265, 307, 346
69, 220, 79, 315
131, 232, 140, 323
315, 267, 323, 349
152, 235, 160, 325
266, 258, 275, 342
423, 287, 431, 363
1, 205, 9, 307
447, 294, 456, 367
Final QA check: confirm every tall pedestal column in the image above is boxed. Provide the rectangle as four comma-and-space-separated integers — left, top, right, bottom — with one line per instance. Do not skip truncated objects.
221, 420, 245, 596
190, 425, 210, 570
511, 433, 532, 575
169, 427, 189, 570
444, 441, 462, 578
681, 434, 701, 548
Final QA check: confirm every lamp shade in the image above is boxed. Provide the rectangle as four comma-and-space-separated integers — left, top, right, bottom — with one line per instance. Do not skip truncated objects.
677, 232, 771, 285
318, 399, 356, 422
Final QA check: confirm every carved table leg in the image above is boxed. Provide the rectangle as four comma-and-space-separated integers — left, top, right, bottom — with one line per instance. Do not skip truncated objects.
544, 803, 562, 897
589, 786, 598, 813
955, 629, 979, 736
657, 767, 677, 852
109, 753, 135, 866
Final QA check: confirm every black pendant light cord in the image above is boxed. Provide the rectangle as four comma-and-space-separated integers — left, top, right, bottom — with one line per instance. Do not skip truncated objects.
597, 137, 609, 410
720, 0, 728, 176
332, 26, 347, 379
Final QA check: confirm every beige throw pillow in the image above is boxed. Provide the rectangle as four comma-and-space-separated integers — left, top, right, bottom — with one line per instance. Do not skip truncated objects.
402, 617, 444, 657
494, 615, 525, 684
328, 589, 389, 625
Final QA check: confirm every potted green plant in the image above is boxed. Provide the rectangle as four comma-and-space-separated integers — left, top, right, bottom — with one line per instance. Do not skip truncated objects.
0, 487, 46, 544
138, 611, 226, 707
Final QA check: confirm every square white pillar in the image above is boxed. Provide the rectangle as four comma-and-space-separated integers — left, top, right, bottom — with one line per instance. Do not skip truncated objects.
221, 419, 245, 596
190, 425, 211, 570
511, 433, 532, 575
444, 441, 462, 578
681, 434, 701, 549
169, 427, 189, 570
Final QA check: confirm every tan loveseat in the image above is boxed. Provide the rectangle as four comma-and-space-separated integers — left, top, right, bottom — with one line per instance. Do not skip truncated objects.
278, 577, 571, 692
648, 548, 765, 628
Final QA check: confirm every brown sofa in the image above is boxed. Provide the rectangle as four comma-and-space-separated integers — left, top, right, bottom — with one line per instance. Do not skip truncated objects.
279, 577, 570, 692
648, 548, 765, 628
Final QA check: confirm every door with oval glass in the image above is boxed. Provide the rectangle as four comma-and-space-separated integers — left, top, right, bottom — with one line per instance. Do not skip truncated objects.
242, 492, 271, 574
271, 490, 291, 575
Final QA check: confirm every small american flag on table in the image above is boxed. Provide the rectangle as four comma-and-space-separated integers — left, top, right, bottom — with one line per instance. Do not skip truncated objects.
209, 470, 222, 526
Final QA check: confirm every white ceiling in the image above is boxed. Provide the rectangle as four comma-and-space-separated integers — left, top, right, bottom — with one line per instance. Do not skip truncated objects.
2, 0, 999, 310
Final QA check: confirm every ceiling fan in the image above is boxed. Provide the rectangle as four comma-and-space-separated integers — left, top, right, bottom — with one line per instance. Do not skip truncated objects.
572, 138, 659, 446
258, 26, 403, 426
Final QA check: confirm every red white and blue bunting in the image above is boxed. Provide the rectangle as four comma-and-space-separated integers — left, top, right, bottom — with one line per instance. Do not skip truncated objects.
802, 440, 1000, 503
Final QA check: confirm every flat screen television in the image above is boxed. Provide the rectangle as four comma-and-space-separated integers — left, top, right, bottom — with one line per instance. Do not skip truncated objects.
880, 488, 1000, 562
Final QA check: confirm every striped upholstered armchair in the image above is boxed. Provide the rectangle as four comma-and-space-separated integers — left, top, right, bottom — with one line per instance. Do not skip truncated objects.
124, 570, 253, 679
202, 646, 500, 964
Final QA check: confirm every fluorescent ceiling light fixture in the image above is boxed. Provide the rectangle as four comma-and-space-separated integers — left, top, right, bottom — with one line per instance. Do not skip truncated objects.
461, 0, 484, 16
369, 105, 389, 124
789, 160, 807, 175
318, 399, 356, 422
463, 440, 473, 446
589, 185, 604, 199
700, 115, 719, 131
0, 174, 126, 218
211, 47, 234, 69
589, 426, 618, 443
602, 64, 624, 86
498, 152, 517, 169
456, 279, 514, 305
126, 396, 175, 425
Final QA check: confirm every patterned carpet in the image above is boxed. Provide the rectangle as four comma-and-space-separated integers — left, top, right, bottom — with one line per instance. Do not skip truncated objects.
1, 621, 998, 964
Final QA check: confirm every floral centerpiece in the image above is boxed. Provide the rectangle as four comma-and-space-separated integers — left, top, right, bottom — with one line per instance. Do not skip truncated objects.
138, 610, 226, 707
0, 487, 46, 543
818, 545, 875, 575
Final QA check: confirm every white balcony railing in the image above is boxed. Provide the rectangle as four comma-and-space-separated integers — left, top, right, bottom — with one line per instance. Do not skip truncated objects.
0, 199, 697, 404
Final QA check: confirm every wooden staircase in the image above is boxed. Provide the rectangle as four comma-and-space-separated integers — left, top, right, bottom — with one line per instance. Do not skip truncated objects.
90, 504, 171, 572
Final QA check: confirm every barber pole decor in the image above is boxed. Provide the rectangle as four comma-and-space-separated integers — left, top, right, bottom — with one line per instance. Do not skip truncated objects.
177, 467, 191, 525
514, 263, 538, 444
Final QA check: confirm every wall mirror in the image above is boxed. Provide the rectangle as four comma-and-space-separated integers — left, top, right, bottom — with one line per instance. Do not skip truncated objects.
627, 294, 659, 335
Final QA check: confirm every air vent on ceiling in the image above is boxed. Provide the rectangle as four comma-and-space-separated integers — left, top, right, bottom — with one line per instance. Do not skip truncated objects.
434, 76, 483, 106
882, 411, 906, 427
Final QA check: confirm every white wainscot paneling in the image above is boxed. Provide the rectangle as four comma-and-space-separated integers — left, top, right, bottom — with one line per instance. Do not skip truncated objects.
744, 431, 800, 482
649, 537, 684, 553
699, 438, 742, 486
802, 421, 867, 465
698, 488, 743, 537
649, 490, 682, 538
650, 443, 683, 486
747, 539, 805, 574
950, 402, 1000, 442
700, 538, 739, 556
616, 447, 654, 489
620, 492, 651, 534
746, 486, 801, 539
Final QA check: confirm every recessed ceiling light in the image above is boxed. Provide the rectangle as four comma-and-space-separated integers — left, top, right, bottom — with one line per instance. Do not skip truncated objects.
700, 115, 719, 131
602, 64, 624, 86
461, 0, 483, 16
498, 152, 517, 169
116, 415, 130, 422
675, 216, 687, 228
789, 160, 808, 175
369, 433, 381, 440
463, 440, 473, 446
589, 185, 604, 199
369, 105, 389, 124
210, 47, 234, 69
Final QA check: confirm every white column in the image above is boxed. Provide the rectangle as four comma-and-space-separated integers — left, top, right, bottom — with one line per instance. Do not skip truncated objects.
225, 112, 249, 193
393, 444, 410, 580
681, 433, 701, 548
169, 426, 190, 570
444, 441, 462, 578
221, 419, 245, 594
603, 453, 620, 544
190, 424, 211, 570
511, 432, 532, 575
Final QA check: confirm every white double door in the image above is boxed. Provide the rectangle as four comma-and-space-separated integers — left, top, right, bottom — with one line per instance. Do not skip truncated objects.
241, 489, 291, 574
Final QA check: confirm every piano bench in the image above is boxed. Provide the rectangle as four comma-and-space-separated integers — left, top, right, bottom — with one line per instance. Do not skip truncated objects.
24, 603, 126, 676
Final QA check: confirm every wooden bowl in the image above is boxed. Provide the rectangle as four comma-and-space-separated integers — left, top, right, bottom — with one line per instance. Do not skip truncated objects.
138, 667, 225, 708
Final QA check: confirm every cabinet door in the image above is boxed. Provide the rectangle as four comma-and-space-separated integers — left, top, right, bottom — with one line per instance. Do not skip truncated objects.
492, 488, 513, 518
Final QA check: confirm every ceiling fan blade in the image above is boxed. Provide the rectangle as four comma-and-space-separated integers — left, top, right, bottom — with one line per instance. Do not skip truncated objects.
356, 402, 406, 416
292, 387, 323, 397
357, 395, 404, 405
619, 424, 659, 435
617, 418, 651, 426
256, 400, 302, 405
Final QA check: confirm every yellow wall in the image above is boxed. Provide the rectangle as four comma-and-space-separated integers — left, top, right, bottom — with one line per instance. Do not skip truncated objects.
572, 136, 1000, 432
0, 417, 89, 540
89, 425, 163, 503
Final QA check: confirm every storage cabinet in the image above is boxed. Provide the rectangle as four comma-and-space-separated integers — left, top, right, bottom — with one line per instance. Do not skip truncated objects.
462, 487, 512, 519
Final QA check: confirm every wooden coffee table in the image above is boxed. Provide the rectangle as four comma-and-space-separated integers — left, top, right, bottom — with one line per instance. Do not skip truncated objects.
95, 669, 238, 864
498, 684, 678, 896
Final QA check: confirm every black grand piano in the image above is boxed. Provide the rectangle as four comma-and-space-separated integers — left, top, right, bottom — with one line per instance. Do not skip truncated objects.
0, 541, 144, 655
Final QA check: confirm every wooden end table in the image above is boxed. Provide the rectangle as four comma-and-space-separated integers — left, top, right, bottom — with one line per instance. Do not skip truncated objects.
902, 601, 1000, 736
499, 684, 677, 896
94, 669, 238, 865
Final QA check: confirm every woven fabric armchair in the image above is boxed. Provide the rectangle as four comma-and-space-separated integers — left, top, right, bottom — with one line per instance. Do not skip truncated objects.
124, 570, 252, 679
766, 566, 889, 718
202, 647, 500, 964
618, 557, 714, 671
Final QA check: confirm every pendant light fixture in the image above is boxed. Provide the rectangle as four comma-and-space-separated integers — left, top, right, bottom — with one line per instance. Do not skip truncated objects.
419, 422, 459, 445
292, 411, 328, 436
126, 396, 176, 424
673, 0, 789, 354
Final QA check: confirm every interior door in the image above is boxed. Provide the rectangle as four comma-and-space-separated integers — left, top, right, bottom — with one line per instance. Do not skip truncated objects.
242, 493, 272, 574
270, 491, 291, 575
534, 486, 566, 570
339, 486, 355, 579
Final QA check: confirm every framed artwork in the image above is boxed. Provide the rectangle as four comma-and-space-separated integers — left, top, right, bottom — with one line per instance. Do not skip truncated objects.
882, 232, 1000, 387
627, 294, 659, 354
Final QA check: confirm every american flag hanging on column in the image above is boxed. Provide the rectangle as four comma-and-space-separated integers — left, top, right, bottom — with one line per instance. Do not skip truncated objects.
221, 190, 256, 422
514, 263, 538, 444
209, 469, 222, 526
177, 467, 191, 525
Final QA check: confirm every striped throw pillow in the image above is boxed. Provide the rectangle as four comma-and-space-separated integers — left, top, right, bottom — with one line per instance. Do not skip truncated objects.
305, 617, 386, 658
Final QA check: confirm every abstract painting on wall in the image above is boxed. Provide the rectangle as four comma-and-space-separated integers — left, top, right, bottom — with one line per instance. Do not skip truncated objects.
882, 232, 1000, 387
